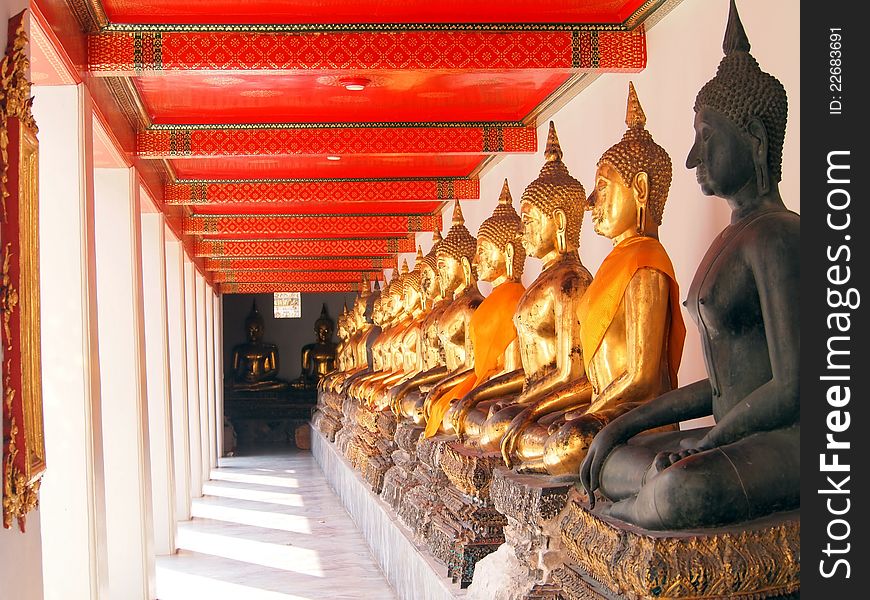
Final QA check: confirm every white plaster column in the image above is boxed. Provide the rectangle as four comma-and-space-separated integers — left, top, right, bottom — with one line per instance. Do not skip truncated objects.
183, 257, 204, 497
205, 283, 217, 470
165, 234, 191, 520
213, 291, 225, 457
93, 167, 156, 599
195, 272, 211, 482
140, 209, 176, 555
33, 83, 109, 600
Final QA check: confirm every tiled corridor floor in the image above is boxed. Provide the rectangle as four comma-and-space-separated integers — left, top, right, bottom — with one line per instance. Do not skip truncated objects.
156, 448, 397, 600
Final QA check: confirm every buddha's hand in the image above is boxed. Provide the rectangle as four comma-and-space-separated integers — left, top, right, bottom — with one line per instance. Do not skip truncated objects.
652, 436, 715, 473
501, 407, 534, 469
580, 420, 628, 509
451, 396, 477, 441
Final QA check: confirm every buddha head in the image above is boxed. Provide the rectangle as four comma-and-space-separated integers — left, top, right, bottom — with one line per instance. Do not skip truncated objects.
352, 277, 370, 327
370, 296, 384, 328
475, 179, 525, 282
687, 0, 787, 200
385, 261, 408, 321
244, 300, 265, 343
314, 303, 335, 344
336, 308, 349, 341
590, 82, 673, 241
420, 230, 444, 310
436, 201, 477, 297
403, 247, 425, 314
520, 122, 586, 259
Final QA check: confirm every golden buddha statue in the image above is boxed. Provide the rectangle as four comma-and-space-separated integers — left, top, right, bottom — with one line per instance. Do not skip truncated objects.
469, 122, 593, 451
390, 231, 453, 424
348, 265, 407, 401
320, 302, 351, 392
421, 201, 484, 437
581, 1, 799, 530
435, 179, 527, 440
324, 281, 382, 394
293, 303, 339, 388
229, 300, 290, 392
499, 83, 686, 475
368, 250, 429, 409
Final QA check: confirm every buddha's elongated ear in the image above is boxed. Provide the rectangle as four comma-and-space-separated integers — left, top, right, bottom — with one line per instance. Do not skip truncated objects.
461, 256, 473, 286
554, 208, 568, 253
505, 242, 515, 280
746, 116, 771, 195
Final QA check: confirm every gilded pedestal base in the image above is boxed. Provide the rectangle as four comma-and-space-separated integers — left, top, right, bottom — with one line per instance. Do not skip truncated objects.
467, 468, 576, 599
559, 492, 800, 600
429, 483, 507, 588
397, 435, 451, 546
313, 390, 344, 441
380, 420, 424, 510
433, 442, 514, 587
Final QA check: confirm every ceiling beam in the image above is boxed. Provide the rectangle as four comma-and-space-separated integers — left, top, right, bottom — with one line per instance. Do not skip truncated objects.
166, 178, 479, 205
204, 256, 397, 271
212, 270, 384, 284
89, 29, 646, 75
137, 123, 536, 158
195, 236, 417, 257
183, 213, 441, 236
218, 282, 372, 294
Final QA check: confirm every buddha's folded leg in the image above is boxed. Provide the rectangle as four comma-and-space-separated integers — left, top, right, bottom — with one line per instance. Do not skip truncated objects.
606, 426, 799, 530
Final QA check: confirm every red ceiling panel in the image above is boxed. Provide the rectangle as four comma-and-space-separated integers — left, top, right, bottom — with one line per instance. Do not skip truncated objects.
190, 202, 445, 216
170, 155, 487, 179
218, 282, 369, 294
137, 125, 536, 158
183, 213, 441, 236
166, 179, 476, 206
133, 71, 573, 125
195, 236, 416, 257
80, 1, 657, 285
100, 1, 648, 26
212, 270, 384, 284
204, 257, 398, 272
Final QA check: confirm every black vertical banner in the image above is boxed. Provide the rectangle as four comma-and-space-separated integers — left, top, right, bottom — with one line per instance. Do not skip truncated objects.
801, 0, 868, 597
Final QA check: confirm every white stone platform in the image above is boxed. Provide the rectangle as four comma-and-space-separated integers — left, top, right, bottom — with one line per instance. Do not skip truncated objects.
312, 427, 464, 600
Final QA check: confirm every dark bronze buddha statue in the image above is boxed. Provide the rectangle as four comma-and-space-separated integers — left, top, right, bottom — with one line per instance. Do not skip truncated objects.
230, 300, 290, 392
580, 0, 799, 530
295, 303, 338, 388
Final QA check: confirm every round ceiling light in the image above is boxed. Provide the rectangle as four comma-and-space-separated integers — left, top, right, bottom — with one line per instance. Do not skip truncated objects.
339, 76, 371, 91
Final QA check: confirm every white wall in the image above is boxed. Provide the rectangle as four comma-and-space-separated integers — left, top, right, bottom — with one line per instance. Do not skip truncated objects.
403, 0, 799, 391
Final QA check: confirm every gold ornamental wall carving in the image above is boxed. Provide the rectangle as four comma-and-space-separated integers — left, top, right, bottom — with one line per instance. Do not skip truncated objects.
1, 9, 45, 532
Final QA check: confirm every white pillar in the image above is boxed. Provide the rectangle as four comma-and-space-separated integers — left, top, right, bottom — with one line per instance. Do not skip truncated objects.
93, 167, 156, 599
140, 210, 176, 555
34, 84, 109, 600
195, 273, 210, 483
183, 258, 204, 497
205, 283, 217, 470
213, 291, 225, 458
165, 235, 191, 520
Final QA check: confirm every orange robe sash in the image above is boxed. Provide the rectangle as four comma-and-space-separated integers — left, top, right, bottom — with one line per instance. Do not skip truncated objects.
424, 281, 525, 438
577, 236, 686, 388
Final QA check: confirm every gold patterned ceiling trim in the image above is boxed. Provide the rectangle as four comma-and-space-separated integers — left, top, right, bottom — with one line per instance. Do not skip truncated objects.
186, 211, 439, 219
172, 176, 475, 184
101, 21, 642, 34
146, 121, 526, 131
63, 0, 109, 34
100, 75, 151, 130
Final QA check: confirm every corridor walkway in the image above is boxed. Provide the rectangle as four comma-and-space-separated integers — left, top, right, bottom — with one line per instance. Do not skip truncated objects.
156, 448, 397, 600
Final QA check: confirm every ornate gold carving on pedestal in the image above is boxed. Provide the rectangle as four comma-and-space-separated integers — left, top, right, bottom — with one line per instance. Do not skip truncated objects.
1, 11, 45, 532
560, 497, 800, 599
